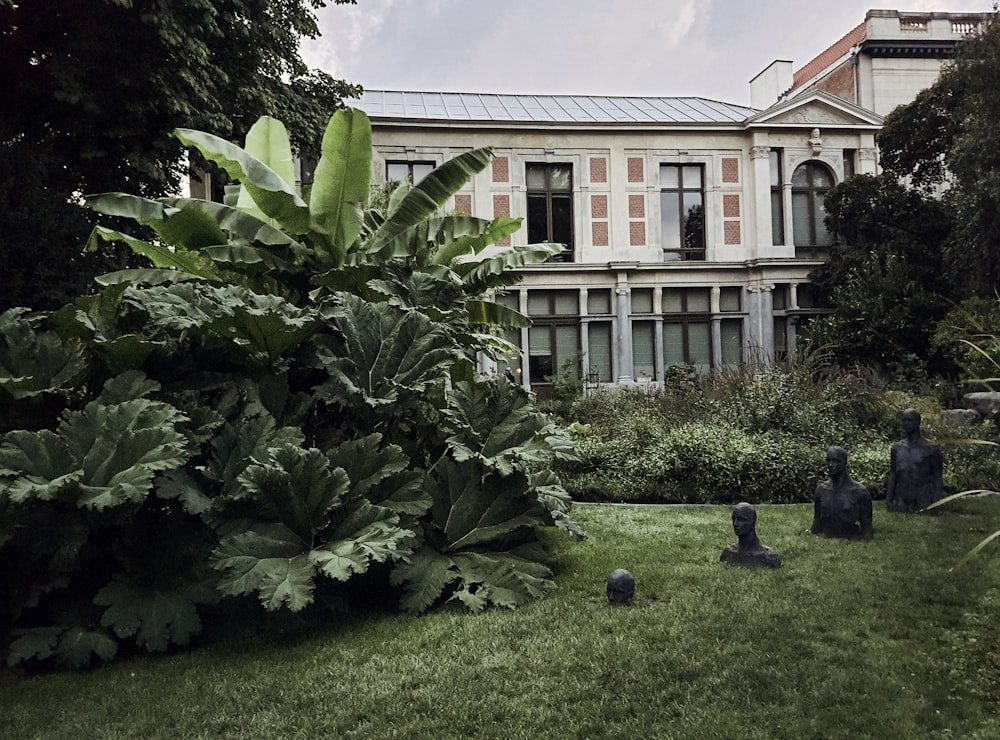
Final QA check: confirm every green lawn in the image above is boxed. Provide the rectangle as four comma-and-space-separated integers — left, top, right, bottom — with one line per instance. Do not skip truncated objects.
3, 501, 1000, 739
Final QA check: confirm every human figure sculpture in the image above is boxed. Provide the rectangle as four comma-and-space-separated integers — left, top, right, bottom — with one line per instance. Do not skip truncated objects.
606, 569, 635, 603
886, 408, 944, 513
720, 502, 781, 568
812, 446, 873, 539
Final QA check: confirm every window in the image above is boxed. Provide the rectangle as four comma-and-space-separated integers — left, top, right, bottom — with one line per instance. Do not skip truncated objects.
660, 165, 705, 261
526, 163, 573, 262
632, 321, 656, 381
631, 289, 653, 313
769, 150, 784, 246
386, 161, 434, 184
791, 162, 835, 255
526, 290, 579, 382
663, 288, 711, 373
493, 292, 522, 379
843, 149, 856, 179
588, 323, 612, 382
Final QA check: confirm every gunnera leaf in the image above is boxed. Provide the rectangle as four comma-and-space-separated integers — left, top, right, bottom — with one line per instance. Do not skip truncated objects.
0, 309, 88, 400
95, 577, 213, 652
448, 551, 556, 610
389, 546, 458, 615
443, 378, 580, 477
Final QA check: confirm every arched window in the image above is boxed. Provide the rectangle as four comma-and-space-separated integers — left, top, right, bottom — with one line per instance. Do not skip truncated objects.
791, 162, 834, 254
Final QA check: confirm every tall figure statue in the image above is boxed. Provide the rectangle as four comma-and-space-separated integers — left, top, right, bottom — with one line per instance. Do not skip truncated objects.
886, 408, 944, 513
720, 502, 782, 568
812, 446, 873, 539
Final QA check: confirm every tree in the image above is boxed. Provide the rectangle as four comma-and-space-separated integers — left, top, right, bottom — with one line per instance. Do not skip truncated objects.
877, 10, 1000, 297
806, 174, 954, 378
0, 0, 360, 312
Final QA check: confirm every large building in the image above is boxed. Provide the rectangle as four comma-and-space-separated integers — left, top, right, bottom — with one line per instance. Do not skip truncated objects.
352, 9, 988, 392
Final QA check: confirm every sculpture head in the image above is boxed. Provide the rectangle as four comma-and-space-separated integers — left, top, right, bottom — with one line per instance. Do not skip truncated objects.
901, 408, 922, 435
606, 569, 635, 603
731, 502, 757, 537
826, 446, 847, 477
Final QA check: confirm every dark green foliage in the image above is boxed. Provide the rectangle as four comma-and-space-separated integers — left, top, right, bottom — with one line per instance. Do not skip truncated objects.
0, 0, 361, 311
0, 110, 580, 670
558, 367, 1000, 505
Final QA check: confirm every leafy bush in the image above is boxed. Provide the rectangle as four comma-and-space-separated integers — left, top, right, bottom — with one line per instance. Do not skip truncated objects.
0, 111, 582, 670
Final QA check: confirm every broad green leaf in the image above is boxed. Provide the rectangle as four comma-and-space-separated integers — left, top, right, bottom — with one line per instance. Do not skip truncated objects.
174, 127, 310, 234
466, 300, 531, 328
236, 445, 350, 543
156, 469, 214, 515
389, 546, 458, 615
55, 627, 118, 669
449, 551, 555, 610
209, 406, 304, 493
85, 192, 230, 252
431, 217, 522, 265
317, 295, 458, 411
95, 269, 204, 287
165, 197, 307, 250
443, 379, 580, 477
325, 434, 411, 499
237, 116, 297, 223
0, 312, 88, 399
211, 524, 316, 611
310, 108, 372, 265
95, 578, 211, 652
529, 469, 586, 540
87, 226, 222, 282
366, 148, 493, 259
6, 627, 63, 666
428, 460, 548, 552
311, 510, 410, 582
0, 430, 80, 502
220, 295, 321, 361
454, 243, 565, 293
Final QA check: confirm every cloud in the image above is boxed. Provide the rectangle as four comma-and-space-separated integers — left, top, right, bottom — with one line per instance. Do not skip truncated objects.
665, 0, 699, 49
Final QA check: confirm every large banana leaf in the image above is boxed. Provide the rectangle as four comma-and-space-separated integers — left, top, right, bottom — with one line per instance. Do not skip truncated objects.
454, 243, 565, 293
364, 148, 493, 259
174, 128, 310, 235
431, 217, 522, 266
309, 107, 372, 266
87, 226, 223, 282
237, 116, 297, 225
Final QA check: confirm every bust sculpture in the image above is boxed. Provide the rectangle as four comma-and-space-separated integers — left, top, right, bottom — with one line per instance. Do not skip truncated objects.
811, 446, 873, 539
886, 408, 944, 513
606, 569, 635, 603
720, 502, 781, 568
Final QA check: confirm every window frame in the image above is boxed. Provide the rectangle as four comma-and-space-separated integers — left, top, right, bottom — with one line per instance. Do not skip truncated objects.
659, 164, 706, 261
526, 162, 574, 263
791, 161, 835, 256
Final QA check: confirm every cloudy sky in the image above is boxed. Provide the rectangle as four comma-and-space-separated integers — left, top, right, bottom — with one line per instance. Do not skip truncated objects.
301, 0, 992, 106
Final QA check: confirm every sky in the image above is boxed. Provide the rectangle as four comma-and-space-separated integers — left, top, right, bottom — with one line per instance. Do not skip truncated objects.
301, 0, 993, 106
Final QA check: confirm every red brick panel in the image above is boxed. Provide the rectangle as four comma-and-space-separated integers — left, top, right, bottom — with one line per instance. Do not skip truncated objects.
723, 194, 740, 218
591, 194, 608, 219
724, 221, 741, 245
722, 157, 740, 184
628, 194, 645, 218
590, 157, 608, 183
492, 156, 509, 183
454, 194, 472, 215
493, 194, 511, 245
627, 157, 644, 183
592, 221, 609, 247
629, 221, 646, 246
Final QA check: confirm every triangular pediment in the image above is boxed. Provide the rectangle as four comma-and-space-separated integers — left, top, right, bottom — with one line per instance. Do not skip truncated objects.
747, 91, 883, 129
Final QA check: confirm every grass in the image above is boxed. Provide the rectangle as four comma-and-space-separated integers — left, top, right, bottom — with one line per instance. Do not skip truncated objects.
3, 501, 1000, 739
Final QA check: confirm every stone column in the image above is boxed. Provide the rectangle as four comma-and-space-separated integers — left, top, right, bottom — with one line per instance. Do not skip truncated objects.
615, 283, 634, 384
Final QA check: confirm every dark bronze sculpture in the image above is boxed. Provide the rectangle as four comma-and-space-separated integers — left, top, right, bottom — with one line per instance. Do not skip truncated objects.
811, 446, 873, 539
886, 408, 944, 513
606, 569, 635, 603
720, 502, 781, 568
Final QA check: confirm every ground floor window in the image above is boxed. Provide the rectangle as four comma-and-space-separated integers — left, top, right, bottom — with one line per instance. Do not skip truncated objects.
528, 324, 579, 382
664, 321, 711, 374
587, 322, 613, 382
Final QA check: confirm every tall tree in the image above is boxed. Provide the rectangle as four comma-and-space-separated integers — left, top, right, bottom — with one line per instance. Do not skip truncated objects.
878, 11, 1000, 297
0, 0, 360, 311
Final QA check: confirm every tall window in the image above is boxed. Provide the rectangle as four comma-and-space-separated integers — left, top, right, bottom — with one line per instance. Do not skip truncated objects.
526, 164, 573, 262
526, 290, 579, 382
791, 162, 835, 256
660, 165, 705, 261
769, 150, 784, 246
663, 288, 711, 373
386, 161, 434, 184
586, 290, 612, 383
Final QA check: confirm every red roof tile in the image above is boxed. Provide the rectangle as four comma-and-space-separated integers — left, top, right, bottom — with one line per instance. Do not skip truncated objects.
791, 22, 867, 92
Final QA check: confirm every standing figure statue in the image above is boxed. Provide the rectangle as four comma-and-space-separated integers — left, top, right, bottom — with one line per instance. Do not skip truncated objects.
886, 408, 944, 513
720, 502, 782, 568
812, 446, 873, 539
